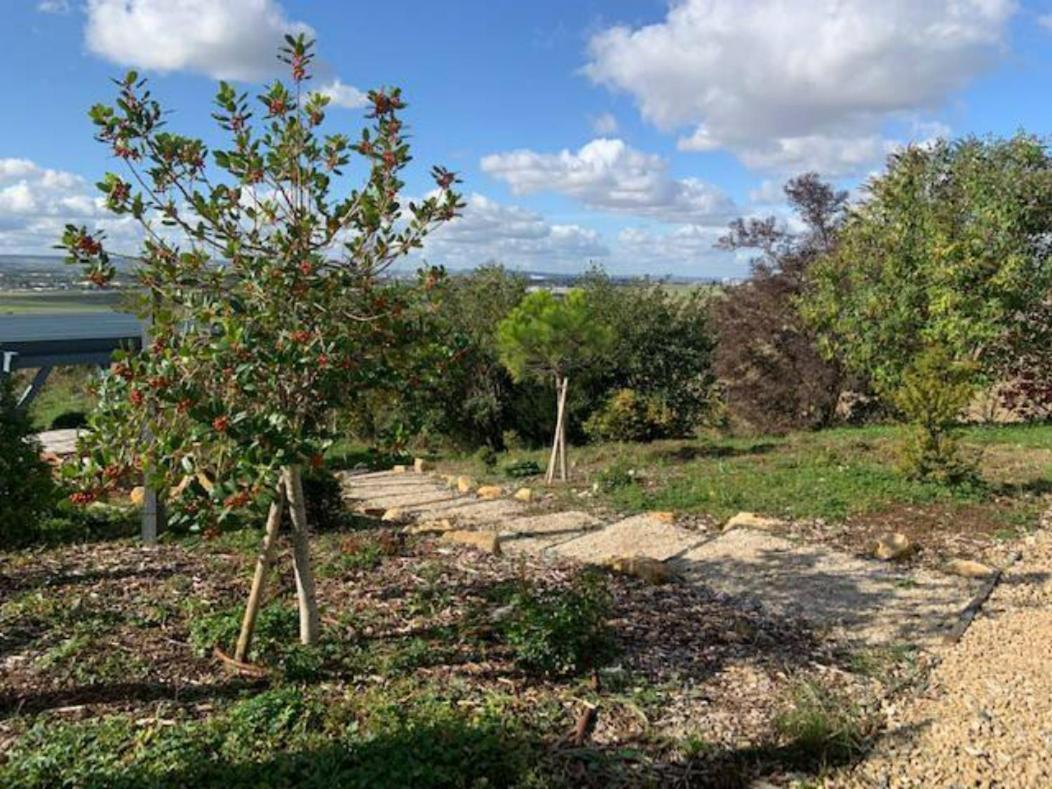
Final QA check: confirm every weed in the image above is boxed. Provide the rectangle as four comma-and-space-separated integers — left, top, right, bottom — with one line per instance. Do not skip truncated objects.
502, 571, 616, 677
774, 680, 873, 767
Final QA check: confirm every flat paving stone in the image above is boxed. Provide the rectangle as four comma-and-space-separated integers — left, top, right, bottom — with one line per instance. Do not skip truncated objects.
680, 528, 980, 647
35, 429, 80, 455
550, 514, 703, 563
497, 511, 604, 555
417, 498, 525, 525
356, 491, 462, 511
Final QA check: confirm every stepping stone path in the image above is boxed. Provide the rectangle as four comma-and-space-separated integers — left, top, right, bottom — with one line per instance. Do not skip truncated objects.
339, 469, 984, 648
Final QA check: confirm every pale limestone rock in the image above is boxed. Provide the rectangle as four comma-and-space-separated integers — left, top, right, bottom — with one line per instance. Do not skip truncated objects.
606, 556, 675, 584
129, 486, 145, 507
414, 458, 432, 473
440, 530, 501, 555
513, 487, 532, 502
407, 518, 455, 535
456, 476, 476, 494
722, 511, 782, 532
872, 532, 913, 561
476, 485, 503, 499
649, 511, 676, 524
392, 464, 409, 474
945, 558, 995, 579
381, 507, 406, 523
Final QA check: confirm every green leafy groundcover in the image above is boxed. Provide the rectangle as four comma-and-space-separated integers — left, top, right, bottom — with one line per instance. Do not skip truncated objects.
0, 686, 542, 788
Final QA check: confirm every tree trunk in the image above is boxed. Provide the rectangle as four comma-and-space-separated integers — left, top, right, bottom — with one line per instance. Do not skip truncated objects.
284, 465, 321, 645
234, 487, 285, 662
558, 376, 569, 481
547, 373, 566, 484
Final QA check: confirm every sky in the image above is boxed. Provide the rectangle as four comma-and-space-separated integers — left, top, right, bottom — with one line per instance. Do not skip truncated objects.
3, 0, 1052, 278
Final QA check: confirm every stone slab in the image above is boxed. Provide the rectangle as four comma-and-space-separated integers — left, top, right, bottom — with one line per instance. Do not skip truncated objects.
497, 511, 604, 555
550, 514, 703, 564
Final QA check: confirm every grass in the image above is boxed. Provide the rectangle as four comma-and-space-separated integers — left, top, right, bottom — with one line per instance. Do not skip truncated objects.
23, 365, 98, 431
0, 290, 126, 314
436, 423, 1052, 531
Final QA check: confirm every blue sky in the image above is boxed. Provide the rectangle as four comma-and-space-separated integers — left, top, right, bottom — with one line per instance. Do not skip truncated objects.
3, 0, 1052, 277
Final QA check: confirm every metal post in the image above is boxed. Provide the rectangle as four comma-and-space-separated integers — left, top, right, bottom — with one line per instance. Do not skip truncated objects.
17, 366, 52, 409
140, 320, 163, 545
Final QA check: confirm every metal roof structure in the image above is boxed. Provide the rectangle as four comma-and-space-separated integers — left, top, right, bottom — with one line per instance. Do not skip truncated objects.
0, 313, 144, 370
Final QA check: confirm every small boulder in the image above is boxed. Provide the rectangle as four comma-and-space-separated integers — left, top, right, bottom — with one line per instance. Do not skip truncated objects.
407, 518, 455, 535
606, 556, 675, 584
649, 511, 676, 524
872, 532, 913, 561
392, 464, 408, 474
722, 512, 782, 532
476, 485, 503, 499
512, 487, 532, 503
456, 476, 476, 494
945, 558, 995, 579
381, 507, 406, 523
39, 451, 62, 467
440, 530, 501, 555
129, 486, 146, 507
414, 458, 432, 473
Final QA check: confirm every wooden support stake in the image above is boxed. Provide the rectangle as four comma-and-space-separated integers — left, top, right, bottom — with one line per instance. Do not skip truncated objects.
235, 490, 285, 662
557, 376, 568, 482
284, 465, 320, 645
546, 373, 566, 484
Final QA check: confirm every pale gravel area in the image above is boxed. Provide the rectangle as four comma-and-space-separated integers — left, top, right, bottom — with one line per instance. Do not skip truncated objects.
840, 526, 1052, 787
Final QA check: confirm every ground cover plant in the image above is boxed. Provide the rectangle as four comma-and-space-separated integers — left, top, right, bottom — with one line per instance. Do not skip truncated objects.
0, 517, 897, 787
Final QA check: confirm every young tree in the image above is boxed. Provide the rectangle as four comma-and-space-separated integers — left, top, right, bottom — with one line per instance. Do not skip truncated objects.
497, 289, 611, 482
712, 173, 850, 432
803, 136, 1052, 476
804, 136, 1052, 395
60, 35, 462, 657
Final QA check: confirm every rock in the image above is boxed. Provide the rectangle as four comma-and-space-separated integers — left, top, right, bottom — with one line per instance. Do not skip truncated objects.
476, 484, 503, 499
358, 506, 387, 518
407, 518, 455, 535
440, 530, 501, 555
129, 486, 145, 507
381, 507, 406, 523
649, 511, 676, 524
873, 532, 913, 561
414, 457, 432, 473
39, 451, 62, 467
392, 464, 408, 474
606, 556, 676, 584
513, 487, 532, 502
456, 476, 476, 494
946, 558, 996, 579
722, 511, 782, 532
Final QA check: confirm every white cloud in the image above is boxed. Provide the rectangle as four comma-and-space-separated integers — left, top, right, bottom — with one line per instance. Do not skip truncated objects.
84, 0, 314, 81
615, 224, 729, 270
317, 80, 368, 110
585, 0, 1014, 175
1039, 13, 1052, 31
590, 112, 619, 135
418, 193, 608, 270
481, 138, 734, 224
0, 158, 128, 253
38, 0, 70, 13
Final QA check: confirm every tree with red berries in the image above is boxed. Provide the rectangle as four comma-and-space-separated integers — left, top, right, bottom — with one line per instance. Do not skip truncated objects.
60, 35, 462, 658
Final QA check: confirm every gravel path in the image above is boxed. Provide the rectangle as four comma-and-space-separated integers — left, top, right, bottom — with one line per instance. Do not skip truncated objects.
844, 528, 1052, 786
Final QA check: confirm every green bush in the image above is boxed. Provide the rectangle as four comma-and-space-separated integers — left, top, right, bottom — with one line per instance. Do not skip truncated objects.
502, 572, 616, 676
0, 376, 57, 548
503, 458, 542, 478
584, 388, 680, 442
892, 348, 979, 484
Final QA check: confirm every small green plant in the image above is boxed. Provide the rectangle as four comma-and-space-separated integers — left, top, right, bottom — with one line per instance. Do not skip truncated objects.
189, 602, 298, 661
892, 347, 979, 484
774, 680, 871, 767
503, 458, 542, 478
502, 571, 615, 676
594, 459, 640, 492
0, 375, 58, 548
